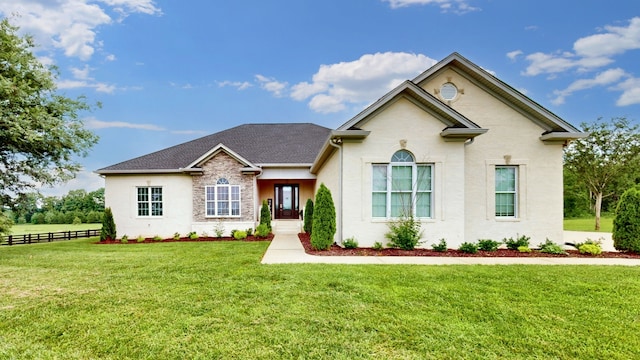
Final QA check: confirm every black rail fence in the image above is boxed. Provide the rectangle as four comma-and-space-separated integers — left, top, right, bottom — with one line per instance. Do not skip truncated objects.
1, 229, 101, 246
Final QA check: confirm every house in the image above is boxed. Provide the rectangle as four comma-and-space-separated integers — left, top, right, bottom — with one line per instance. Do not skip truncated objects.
97, 53, 585, 248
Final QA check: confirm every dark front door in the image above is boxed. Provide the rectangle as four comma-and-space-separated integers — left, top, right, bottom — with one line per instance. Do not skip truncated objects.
275, 184, 299, 219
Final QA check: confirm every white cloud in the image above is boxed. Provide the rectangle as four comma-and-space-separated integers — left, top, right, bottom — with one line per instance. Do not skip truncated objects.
105, 54, 117, 61
0, 0, 161, 61
291, 52, 437, 113
615, 77, 640, 106
383, 0, 480, 14
573, 17, 640, 58
506, 50, 523, 61
217, 80, 253, 90
551, 68, 628, 105
255, 75, 288, 97
40, 169, 105, 197
57, 65, 116, 93
85, 118, 166, 131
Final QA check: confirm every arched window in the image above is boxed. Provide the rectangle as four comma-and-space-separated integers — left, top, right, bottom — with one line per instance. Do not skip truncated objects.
372, 150, 432, 218
206, 178, 240, 217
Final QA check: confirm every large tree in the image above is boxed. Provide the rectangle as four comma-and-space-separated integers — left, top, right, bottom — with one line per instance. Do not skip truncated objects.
564, 117, 640, 230
0, 19, 98, 235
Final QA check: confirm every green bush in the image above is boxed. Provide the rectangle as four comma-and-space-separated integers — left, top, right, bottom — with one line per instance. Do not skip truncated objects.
579, 243, 602, 255
260, 200, 272, 232
431, 239, 448, 252
233, 230, 247, 240
101, 207, 116, 241
72, 216, 82, 225
255, 224, 270, 238
459, 242, 478, 254
518, 246, 531, 253
385, 216, 422, 250
153, 235, 163, 242
504, 235, 530, 250
246, 228, 253, 236
538, 239, 567, 255
342, 237, 358, 249
303, 198, 314, 234
311, 184, 336, 250
477, 239, 500, 251
173, 232, 181, 240
120, 235, 128, 244
188, 232, 198, 240
214, 222, 224, 238
613, 186, 640, 252
230, 229, 238, 238
373, 241, 384, 251
136, 235, 145, 243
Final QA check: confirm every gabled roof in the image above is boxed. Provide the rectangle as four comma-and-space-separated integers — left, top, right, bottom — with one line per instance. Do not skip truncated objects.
97, 123, 332, 174
412, 52, 585, 139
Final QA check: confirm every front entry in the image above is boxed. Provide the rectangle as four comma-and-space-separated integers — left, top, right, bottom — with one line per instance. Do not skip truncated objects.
275, 184, 299, 219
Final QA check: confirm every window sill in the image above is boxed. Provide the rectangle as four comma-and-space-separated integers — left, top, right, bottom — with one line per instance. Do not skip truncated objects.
495, 217, 520, 222
371, 217, 435, 223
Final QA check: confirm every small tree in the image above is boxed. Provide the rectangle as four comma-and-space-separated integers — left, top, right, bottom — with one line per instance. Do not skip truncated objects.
311, 184, 336, 250
303, 198, 314, 234
612, 187, 640, 252
260, 200, 271, 232
101, 207, 116, 241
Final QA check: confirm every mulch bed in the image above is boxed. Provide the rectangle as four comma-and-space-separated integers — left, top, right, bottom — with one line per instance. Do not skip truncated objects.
298, 233, 640, 258
96, 234, 274, 244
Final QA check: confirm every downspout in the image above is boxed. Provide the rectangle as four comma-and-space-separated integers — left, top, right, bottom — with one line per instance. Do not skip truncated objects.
328, 137, 343, 245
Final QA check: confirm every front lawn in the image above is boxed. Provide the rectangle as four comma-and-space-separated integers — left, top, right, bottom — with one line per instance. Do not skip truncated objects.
7, 223, 102, 235
1, 238, 639, 359
564, 216, 613, 232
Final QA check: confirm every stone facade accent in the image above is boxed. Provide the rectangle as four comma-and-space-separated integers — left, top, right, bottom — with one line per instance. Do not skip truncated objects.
192, 152, 255, 223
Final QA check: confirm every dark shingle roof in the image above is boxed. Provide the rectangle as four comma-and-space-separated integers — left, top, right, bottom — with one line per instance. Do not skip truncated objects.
97, 123, 332, 173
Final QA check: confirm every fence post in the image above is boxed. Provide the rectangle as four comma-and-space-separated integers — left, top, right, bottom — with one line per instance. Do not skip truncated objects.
28, 233, 32, 244
8, 235, 12, 246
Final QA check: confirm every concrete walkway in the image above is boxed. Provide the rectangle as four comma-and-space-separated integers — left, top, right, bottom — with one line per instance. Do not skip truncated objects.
261, 230, 640, 265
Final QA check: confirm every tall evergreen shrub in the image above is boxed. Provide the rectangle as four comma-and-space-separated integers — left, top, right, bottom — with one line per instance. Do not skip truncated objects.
101, 207, 116, 241
303, 198, 314, 234
613, 186, 640, 252
260, 200, 272, 231
310, 184, 336, 250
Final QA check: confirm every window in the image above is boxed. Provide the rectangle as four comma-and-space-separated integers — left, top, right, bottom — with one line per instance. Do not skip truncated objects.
206, 178, 241, 217
137, 187, 163, 216
440, 82, 458, 101
495, 166, 517, 217
372, 150, 432, 218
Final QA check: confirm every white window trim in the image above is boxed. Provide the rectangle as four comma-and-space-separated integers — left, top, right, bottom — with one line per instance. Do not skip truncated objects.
495, 166, 518, 218
486, 160, 528, 221
373, 162, 433, 219
136, 186, 163, 217
205, 184, 241, 218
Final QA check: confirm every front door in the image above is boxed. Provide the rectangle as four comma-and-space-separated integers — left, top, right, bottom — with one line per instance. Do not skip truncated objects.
275, 184, 299, 219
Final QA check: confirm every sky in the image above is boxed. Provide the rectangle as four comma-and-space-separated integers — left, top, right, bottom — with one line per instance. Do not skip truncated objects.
1, 0, 639, 197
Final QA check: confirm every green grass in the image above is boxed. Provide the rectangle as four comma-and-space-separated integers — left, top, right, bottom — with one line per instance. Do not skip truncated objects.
564, 216, 613, 232
2, 239, 640, 359
7, 223, 101, 235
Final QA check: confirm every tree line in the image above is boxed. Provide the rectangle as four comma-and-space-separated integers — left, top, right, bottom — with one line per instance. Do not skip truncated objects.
3, 189, 105, 225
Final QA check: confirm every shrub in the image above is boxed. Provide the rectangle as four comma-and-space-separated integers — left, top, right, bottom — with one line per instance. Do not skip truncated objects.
260, 200, 272, 232
303, 198, 314, 234
255, 223, 270, 238
121, 235, 128, 244
613, 186, 640, 252
136, 235, 145, 243
72, 216, 82, 225
385, 216, 422, 250
230, 229, 238, 238
431, 238, 448, 252
539, 239, 567, 255
101, 207, 116, 241
214, 221, 224, 238
342, 237, 358, 249
373, 241, 384, 251
188, 231, 198, 240
477, 239, 500, 252
459, 242, 478, 254
579, 243, 602, 255
233, 230, 247, 240
311, 184, 336, 250
518, 246, 531, 253
246, 228, 253, 236
504, 235, 530, 250
153, 235, 163, 242
173, 232, 181, 240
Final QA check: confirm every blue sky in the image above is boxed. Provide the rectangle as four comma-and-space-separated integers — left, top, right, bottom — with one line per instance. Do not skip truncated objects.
2, 0, 639, 196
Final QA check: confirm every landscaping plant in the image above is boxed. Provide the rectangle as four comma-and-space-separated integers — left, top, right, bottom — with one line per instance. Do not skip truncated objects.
613, 186, 640, 252
255, 224, 270, 238
303, 198, 314, 234
233, 230, 247, 240
260, 200, 272, 232
459, 242, 478, 254
385, 216, 422, 250
431, 238, 448, 252
342, 237, 358, 249
504, 235, 530, 250
477, 239, 501, 251
539, 239, 567, 255
100, 207, 116, 241
310, 183, 336, 250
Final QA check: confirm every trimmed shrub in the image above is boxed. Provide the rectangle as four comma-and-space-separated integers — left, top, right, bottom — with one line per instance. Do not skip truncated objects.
303, 198, 314, 234
153, 235, 163, 242
136, 235, 145, 243
233, 230, 247, 240
311, 183, 336, 250
342, 237, 358, 249
459, 242, 478, 254
255, 223, 270, 238
188, 231, 198, 240
579, 243, 602, 255
173, 232, 181, 240
373, 241, 384, 251
246, 228, 253, 236
101, 207, 116, 241
613, 186, 640, 252
477, 239, 500, 252
260, 200, 272, 232
431, 238, 448, 252
385, 216, 422, 250
539, 239, 567, 255
504, 235, 530, 250
518, 246, 531, 253
120, 235, 128, 244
